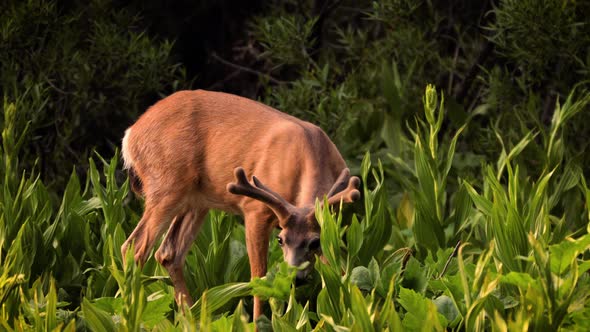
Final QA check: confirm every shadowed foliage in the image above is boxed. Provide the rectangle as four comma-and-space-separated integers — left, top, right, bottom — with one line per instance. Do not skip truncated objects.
1, 0, 590, 330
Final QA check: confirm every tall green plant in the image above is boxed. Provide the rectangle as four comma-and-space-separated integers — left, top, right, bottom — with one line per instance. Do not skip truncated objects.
391, 85, 467, 254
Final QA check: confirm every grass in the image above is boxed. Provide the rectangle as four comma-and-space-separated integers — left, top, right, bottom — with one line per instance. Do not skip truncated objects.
1, 86, 590, 331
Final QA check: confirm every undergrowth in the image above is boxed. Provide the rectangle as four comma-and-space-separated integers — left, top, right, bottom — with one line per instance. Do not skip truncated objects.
1, 86, 590, 331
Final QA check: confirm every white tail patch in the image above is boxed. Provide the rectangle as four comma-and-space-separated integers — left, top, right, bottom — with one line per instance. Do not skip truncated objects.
121, 128, 134, 170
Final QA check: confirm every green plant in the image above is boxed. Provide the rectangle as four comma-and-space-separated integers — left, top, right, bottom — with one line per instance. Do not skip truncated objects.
3, 79, 590, 330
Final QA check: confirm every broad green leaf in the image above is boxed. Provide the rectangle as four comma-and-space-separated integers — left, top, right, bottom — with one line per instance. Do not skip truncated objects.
549, 162, 581, 209
414, 138, 436, 210
464, 182, 493, 216
61, 319, 77, 332
413, 211, 444, 253
381, 113, 403, 154
368, 259, 380, 289
443, 124, 466, 178
578, 261, 590, 275
141, 291, 174, 328
316, 288, 340, 324
549, 234, 590, 274
45, 279, 57, 332
92, 297, 124, 314
200, 291, 211, 331
191, 282, 251, 317
359, 196, 392, 264
433, 295, 458, 323
501, 272, 541, 293
464, 296, 490, 331
378, 277, 402, 330
396, 192, 414, 229
271, 314, 297, 332
450, 183, 471, 232
81, 298, 117, 332
209, 315, 233, 332
296, 302, 311, 330
346, 216, 363, 259
349, 286, 372, 331
398, 287, 443, 332
315, 258, 345, 322
250, 262, 295, 301
317, 200, 340, 269
350, 267, 372, 292
231, 300, 254, 332
401, 257, 427, 294
437, 275, 465, 316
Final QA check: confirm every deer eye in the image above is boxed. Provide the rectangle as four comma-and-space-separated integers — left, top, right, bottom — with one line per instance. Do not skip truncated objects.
277, 236, 284, 246
308, 238, 320, 251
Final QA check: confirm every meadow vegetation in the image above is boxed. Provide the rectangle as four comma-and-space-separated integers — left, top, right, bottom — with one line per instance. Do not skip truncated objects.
1, 0, 590, 330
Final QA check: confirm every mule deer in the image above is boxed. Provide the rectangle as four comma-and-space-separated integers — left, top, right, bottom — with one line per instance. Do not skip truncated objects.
120, 90, 360, 319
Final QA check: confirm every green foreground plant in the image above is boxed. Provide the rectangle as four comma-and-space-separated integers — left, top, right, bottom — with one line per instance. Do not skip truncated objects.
1, 86, 590, 330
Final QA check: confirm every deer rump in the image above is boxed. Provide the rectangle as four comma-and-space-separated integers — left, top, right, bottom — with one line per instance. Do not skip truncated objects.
120, 89, 360, 318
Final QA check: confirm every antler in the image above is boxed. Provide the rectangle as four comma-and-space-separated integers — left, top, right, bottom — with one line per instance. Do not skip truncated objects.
325, 168, 361, 207
227, 167, 294, 220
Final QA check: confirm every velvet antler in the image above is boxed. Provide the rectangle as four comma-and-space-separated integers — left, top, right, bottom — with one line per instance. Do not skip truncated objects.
227, 167, 295, 220
325, 168, 361, 207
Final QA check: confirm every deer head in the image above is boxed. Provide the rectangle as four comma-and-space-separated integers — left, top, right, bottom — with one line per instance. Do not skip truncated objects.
227, 167, 361, 280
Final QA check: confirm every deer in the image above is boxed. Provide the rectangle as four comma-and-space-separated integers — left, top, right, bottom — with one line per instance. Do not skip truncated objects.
120, 89, 360, 319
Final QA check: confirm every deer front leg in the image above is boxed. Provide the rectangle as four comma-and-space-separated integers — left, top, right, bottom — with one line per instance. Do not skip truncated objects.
155, 208, 207, 307
244, 211, 275, 320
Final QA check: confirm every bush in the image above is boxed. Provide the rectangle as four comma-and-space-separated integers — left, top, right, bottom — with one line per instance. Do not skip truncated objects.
243, 0, 590, 175
0, 0, 187, 188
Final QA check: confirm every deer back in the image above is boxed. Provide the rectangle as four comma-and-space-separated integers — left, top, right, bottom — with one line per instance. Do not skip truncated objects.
122, 90, 347, 214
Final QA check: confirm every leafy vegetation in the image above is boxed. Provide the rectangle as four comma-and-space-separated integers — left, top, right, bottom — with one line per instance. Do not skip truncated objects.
0, 0, 187, 188
2, 84, 590, 330
2, 0, 590, 330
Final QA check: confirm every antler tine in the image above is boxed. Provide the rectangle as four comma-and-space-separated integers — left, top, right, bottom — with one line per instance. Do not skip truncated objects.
325, 175, 361, 207
227, 167, 292, 220
326, 168, 351, 198
252, 176, 292, 207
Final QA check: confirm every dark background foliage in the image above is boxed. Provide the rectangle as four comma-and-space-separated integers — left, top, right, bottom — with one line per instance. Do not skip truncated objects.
2, 0, 589, 192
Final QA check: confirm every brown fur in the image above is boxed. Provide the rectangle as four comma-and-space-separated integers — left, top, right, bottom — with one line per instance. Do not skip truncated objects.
128, 167, 143, 195
121, 89, 360, 319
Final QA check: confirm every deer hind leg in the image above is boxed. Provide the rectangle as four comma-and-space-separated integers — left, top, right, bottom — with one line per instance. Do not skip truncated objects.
155, 208, 208, 307
121, 194, 182, 265
244, 210, 275, 320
